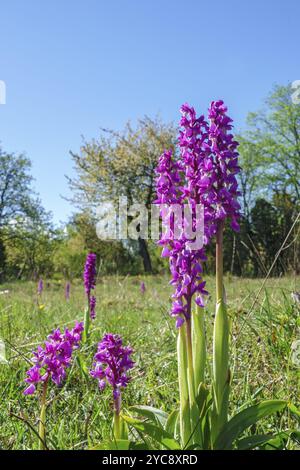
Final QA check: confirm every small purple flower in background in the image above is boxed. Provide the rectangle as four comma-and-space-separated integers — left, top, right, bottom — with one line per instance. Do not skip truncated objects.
90, 333, 134, 403
140, 281, 146, 294
65, 282, 71, 301
83, 253, 97, 320
37, 279, 44, 296
23, 321, 83, 395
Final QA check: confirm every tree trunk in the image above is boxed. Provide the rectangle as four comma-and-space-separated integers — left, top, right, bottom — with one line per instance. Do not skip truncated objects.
138, 237, 152, 273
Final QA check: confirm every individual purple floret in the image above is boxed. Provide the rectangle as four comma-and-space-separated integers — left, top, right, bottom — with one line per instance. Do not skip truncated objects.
23, 321, 84, 395
90, 334, 134, 403
83, 252, 97, 320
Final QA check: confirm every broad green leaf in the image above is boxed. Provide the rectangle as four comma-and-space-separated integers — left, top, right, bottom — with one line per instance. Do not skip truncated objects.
195, 385, 212, 450
165, 409, 179, 436
130, 405, 168, 428
212, 300, 230, 442
263, 433, 288, 450
122, 415, 181, 450
237, 434, 273, 450
214, 400, 287, 450
196, 383, 209, 416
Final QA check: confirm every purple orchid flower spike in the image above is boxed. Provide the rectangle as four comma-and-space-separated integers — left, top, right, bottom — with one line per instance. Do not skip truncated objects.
90, 333, 134, 438
83, 253, 97, 320
140, 281, 146, 294
23, 321, 84, 395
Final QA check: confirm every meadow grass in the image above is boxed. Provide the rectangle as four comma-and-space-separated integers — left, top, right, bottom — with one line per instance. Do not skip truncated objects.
0, 275, 299, 449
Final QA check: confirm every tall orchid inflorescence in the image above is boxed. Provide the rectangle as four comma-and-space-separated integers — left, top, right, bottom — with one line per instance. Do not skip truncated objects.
155, 100, 241, 447
156, 101, 241, 327
83, 253, 97, 341
83, 252, 97, 320
90, 333, 134, 439
155, 147, 208, 328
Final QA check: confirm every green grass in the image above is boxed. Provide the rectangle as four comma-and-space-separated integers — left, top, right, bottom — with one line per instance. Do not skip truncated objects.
0, 275, 299, 449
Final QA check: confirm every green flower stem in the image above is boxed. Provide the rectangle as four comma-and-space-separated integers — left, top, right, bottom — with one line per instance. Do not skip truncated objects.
177, 323, 191, 447
113, 393, 122, 440
83, 306, 90, 343
192, 305, 206, 391
38, 380, 48, 450
185, 317, 196, 403
212, 221, 230, 444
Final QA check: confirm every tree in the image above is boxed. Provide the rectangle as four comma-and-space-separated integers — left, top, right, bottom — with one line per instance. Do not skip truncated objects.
240, 84, 300, 203
237, 84, 300, 276
0, 149, 34, 228
3, 200, 57, 279
67, 117, 176, 272
0, 147, 58, 280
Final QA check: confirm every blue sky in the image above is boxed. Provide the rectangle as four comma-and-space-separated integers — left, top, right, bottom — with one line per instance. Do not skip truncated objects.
0, 0, 299, 224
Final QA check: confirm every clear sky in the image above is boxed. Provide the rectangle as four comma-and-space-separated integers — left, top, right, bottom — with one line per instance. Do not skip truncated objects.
0, 0, 299, 224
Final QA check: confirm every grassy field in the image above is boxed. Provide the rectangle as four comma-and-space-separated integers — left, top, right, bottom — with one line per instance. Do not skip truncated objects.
0, 275, 299, 450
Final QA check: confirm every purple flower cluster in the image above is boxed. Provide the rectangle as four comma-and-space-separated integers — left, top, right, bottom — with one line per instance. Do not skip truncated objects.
155, 101, 241, 327
90, 334, 134, 399
83, 253, 97, 320
23, 321, 84, 395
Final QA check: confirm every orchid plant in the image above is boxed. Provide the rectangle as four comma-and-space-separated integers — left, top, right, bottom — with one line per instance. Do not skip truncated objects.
120, 101, 295, 450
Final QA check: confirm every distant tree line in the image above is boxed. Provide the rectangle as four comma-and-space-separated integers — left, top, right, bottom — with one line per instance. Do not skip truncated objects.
0, 84, 299, 281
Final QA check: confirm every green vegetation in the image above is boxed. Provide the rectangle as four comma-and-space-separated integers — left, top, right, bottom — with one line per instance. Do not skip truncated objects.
0, 275, 299, 449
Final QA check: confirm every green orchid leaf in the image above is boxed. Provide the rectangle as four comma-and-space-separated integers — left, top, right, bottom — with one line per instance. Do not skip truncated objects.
122, 415, 181, 450
165, 409, 179, 437
130, 405, 168, 428
214, 400, 287, 450
288, 403, 300, 421
237, 434, 274, 450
